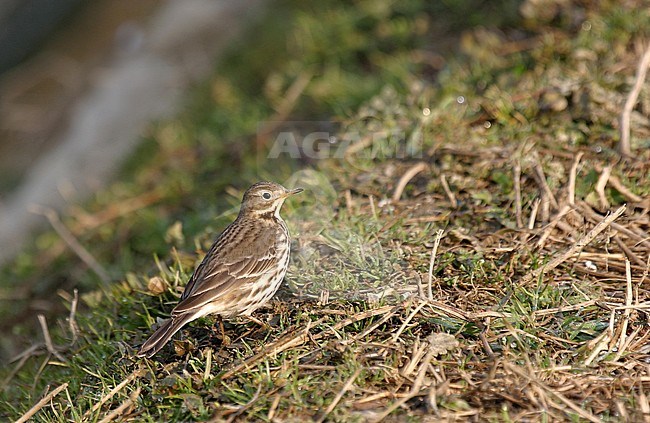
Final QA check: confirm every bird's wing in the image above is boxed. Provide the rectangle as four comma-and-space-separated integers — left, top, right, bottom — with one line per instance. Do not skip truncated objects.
172, 246, 279, 314
179, 221, 236, 302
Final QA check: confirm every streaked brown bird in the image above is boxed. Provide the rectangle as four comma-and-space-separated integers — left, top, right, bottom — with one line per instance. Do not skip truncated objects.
137, 181, 302, 358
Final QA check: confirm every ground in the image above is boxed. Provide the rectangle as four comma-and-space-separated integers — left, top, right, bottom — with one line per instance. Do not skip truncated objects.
1, 0, 650, 421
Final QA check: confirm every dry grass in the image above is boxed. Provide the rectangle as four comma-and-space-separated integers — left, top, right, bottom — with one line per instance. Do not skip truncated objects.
3, 0, 650, 421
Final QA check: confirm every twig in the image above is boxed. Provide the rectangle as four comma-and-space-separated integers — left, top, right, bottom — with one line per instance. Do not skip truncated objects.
536, 205, 572, 249
72, 190, 162, 232
514, 163, 523, 228
368, 195, 377, 220
392, 162, 429, 202
532, 155, 559, 211
345, 189, 354, 215
614, 235, 647, 267
98, 386, 141, 423
344, 132, 388, 157
638, 388, 650, 420
606, 172, 644, 203
404, 214, 449, 224
400, 337, 428, 377
221, 321, 315, 376
30, 205, 110, 284
221, 306, 394, 379
316, 369, 361, 423
392, 301, 427, 342
83, 367, 145, 419
620, 41, 650, 156
540, 192, 550, 223
68, 289, 79, 346
274, 72, 313, 117
427, 230, 444, 300
1, 353, 32, 392
532, 300, 597, 317
521, 205, 626, 284
528, 198, 541, 230
581, 205, 650, 250
439, 174, 457, 208
15, 383, 69, 423
478, 330, 495, 358
225, 385, 263, 423
584, 322, 612, 366
505, 363, 601, 423
612, 260, 634, 362
595, 165, 612, 210
204, 348, 213, 380
267, 394, 282, 421
256, 71, 313, 149
414, 270, 425, 298
640, 255, 650, 286
37, 315, 65, 362
593, 163, 644, 203
410, 339, 438, 393
8, 344, 41, 364
373, 334, 439, 422
351, 306, 401, 341
567, 152, 583, 205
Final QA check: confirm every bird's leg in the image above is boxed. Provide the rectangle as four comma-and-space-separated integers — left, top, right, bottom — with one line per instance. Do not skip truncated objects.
219, 316, 232, 346
212, 315, 231, 346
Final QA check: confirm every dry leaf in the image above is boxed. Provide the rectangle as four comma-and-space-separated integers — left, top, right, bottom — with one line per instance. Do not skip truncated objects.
427, 332, 459, 356
147, 276, 167, 295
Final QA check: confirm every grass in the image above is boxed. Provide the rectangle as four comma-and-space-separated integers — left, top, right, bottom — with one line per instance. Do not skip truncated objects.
2, 0, 650, 421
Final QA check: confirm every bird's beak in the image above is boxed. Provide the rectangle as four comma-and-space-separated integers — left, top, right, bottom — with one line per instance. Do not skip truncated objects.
283, 187, 304, 197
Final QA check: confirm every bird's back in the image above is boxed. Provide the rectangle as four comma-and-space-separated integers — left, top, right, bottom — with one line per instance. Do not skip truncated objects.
173, 214, 290, 318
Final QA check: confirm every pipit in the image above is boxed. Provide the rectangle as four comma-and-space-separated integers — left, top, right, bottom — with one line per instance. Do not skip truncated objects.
137, 181, 302, 358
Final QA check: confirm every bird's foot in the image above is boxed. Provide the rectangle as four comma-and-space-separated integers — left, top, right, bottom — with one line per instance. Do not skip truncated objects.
211, 316, 231, 346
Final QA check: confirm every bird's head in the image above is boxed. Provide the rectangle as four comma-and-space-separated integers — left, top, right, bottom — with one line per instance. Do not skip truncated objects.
239, 181, 303, 218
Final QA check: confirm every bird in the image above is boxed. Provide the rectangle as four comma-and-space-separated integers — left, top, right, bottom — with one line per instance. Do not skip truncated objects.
137, 181, 303, 358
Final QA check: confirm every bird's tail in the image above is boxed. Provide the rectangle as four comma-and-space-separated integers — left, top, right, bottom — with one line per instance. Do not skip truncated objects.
137, 314, 193, 358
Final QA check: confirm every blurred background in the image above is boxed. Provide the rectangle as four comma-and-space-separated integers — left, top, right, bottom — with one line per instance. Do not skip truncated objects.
2, 1, 650, 419
0, 0, 265, 263
1, 0, 522, 357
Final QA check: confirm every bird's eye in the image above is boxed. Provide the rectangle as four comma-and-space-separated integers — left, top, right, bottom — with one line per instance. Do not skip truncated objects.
262, 192, 272, 200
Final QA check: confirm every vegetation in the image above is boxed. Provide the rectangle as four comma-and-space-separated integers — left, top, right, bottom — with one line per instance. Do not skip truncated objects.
2, 0, 649, 421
